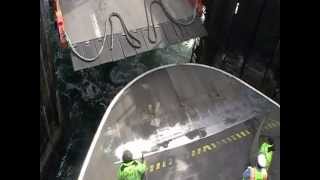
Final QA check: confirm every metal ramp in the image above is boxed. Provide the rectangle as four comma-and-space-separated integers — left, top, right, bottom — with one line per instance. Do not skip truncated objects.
77, 64, 280, 180
58, 0, 207, 71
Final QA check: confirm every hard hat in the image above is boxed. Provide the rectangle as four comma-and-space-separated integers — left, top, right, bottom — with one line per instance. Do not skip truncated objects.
257, 154, 267, 168
122, 150, 133, 163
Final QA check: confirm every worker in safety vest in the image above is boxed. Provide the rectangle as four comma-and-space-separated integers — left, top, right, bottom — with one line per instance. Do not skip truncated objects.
242, 140, 275, 180
117, 150, 146, 180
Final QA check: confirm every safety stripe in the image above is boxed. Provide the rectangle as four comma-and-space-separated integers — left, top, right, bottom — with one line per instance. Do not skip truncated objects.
222, 139, 228, 144
146, 125, 277, 174
203, 144, 213, 152
270, 122, 277, 128
156, 162, 161, 170
197, 148, 201, 155
162, 161, 166, 168
273, 120, 280, 126
262, 121, 280, 131
236, 133, 242, 139
240, 131, 247, 137
216, 141, 222, 145
149, 165, 154, 172
245, 130, 251, 135
231, 135, 237, 141
192, 150, 196, 157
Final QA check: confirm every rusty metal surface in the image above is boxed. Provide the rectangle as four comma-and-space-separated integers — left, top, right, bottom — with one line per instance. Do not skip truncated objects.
77, 64, 280, 180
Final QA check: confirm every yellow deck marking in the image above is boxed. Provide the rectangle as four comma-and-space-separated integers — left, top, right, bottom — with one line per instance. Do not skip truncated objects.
146, 126, 267, 174
267, 123, 273, 129
192, 150, 196, 157
268, 122, 274, 128
149, 164, 154, 172
270, 122, 278, 128
231, 135, 237, 141
197, 147, 202, 155
273, 120, 280, 126
156, 162, 161, 170
203, 144, 213, 152
222, 139, 228, 144
236, 133, 242, 139
162, 161, 166, 168
245, 130, 251, 135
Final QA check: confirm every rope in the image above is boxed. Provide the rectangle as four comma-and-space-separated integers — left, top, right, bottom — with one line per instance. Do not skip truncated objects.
64, 20, 109, 62
145, 0, 199, 43
109, 12, 142, 49
64, 13, 141, 62
64, 0, 199, 62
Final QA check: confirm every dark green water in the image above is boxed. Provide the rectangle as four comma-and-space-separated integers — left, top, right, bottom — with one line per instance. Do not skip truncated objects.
49, 19, 195, 179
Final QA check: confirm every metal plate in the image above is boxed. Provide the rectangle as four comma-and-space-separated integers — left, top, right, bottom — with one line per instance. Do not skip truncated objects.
61, 0, 208, 71
134, 29, 150, 54
60, 0, 195, 43
141, 26, 169, 50
160, 22, 181, 44
77, 64, 280, 180
118, 33, 137, 58
71, 37, 115, 71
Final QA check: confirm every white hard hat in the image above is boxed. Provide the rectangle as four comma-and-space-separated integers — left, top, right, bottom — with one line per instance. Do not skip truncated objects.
257, 154, 267, 168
